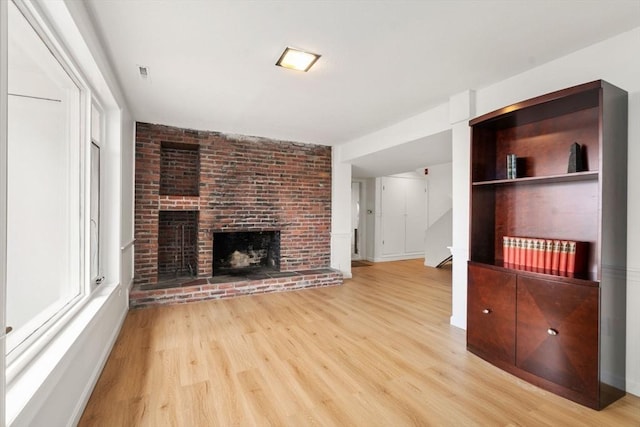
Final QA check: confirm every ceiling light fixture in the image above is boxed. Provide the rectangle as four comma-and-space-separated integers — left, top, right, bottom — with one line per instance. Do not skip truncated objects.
276, 47, 320, 72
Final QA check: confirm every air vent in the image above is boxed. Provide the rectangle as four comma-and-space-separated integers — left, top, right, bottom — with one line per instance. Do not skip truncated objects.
138, 65, 149, 79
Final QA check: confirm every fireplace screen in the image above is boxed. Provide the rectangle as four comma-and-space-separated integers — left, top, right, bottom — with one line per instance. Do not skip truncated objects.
213, 231, 280, 276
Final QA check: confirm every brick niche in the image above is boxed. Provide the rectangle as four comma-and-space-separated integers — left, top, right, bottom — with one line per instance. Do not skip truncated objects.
133, 122, 340, 306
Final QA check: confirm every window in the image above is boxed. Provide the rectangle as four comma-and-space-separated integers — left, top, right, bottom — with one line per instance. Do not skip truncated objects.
5, 0, 92, 358
90, 103, 103, 286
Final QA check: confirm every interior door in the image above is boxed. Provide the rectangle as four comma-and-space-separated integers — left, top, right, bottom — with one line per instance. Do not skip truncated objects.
381, 177, 405, 256
351, 181, 361, 259
404, 178, 426, 253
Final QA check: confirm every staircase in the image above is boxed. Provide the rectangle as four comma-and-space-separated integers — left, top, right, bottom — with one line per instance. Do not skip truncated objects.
424, 208, 452, 268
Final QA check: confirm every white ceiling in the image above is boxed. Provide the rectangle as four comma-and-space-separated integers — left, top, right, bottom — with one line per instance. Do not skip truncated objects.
86, 0, 639, 150
351, 130, 452, 178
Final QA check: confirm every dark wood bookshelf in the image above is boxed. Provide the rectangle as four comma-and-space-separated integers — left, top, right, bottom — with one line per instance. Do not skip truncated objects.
467, 80, 628, 410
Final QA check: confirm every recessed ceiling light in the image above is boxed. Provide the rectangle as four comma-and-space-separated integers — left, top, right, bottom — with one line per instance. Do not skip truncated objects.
276, 47, 320, 72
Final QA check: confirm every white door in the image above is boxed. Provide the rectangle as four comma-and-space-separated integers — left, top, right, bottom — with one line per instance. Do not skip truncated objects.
405, 179, 427, 253
381, 177, 405, 256
351, 182, 361, 259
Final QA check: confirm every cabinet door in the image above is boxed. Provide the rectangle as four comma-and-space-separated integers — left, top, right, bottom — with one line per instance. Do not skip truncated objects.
467, 264, 516, 364
381, 177, 405, 256
404, 178, 426, 254
516, 276, 598, 400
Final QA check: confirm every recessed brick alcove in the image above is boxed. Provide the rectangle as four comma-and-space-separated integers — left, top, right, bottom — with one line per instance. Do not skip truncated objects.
132, 122, 341, 308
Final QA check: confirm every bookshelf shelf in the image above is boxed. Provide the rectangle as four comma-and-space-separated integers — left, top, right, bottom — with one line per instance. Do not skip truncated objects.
472, 170, 598, 186
467, 80, 627, 410
470, 260, 598, 287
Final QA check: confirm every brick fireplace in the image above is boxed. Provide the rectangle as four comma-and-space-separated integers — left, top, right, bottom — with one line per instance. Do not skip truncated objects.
131, 122, 341, 307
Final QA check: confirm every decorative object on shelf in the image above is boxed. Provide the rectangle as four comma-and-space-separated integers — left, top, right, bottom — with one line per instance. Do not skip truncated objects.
506, 153, 517, 179
568, 142, 585, 173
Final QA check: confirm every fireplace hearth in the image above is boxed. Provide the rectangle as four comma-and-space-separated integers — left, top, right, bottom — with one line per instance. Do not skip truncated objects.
213, 231, 280, 276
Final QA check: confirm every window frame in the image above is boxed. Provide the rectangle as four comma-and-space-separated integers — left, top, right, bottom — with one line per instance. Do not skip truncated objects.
1, 0, 9, 422
4, 0, 101, 377
90, 100, 105, 288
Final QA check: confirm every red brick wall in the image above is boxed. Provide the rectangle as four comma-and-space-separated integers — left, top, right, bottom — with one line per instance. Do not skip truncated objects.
135, 122, 332, 286
160, 143, 199, 196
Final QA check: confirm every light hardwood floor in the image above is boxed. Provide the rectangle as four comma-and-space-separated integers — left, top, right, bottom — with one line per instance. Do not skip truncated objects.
79, 260, 640, 426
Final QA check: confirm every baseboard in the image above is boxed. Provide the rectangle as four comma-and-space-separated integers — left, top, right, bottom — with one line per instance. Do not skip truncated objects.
450, 314, 466, 331
372, 254, 424, 263
626, 377, 640, 397
69, 294, 127, 426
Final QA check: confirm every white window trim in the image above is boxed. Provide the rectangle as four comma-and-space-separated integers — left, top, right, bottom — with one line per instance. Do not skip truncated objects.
90, 98, 105, 288
1, 0, 10, 424
3, 0, 125, 424
5, 0, 94, 377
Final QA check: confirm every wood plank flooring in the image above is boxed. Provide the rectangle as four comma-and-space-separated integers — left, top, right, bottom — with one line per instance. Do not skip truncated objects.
79, 260, 640, 426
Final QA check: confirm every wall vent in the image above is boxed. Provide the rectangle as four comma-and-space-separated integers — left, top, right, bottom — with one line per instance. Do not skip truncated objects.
138, 65, 149, 79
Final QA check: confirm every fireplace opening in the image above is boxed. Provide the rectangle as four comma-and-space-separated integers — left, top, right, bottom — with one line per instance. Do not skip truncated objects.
158, 210, 198, 283
213, 231, 280, 276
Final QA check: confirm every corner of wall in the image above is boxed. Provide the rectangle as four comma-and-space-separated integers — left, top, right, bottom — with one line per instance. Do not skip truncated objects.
450, 90, 475, 331
330, 146, 353, 277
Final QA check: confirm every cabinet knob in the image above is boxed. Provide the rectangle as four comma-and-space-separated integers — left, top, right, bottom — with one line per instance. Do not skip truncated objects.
482, 308, 491, 314
547, 328, 558, 336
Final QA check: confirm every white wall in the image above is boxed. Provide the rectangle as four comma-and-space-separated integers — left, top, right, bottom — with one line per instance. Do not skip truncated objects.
339, 103, 450, 162
334, 27, 640, 396
425, 163, 452, 227
331, 145, 352, 277
120, 112, 135, 291
423, 162, 453, 267
449, 119, 471, 328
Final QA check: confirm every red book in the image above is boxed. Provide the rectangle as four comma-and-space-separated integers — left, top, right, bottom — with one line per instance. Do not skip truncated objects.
517, 237, 525, 267
544, 239, 553, 270
551, 240, 561, 271
533, 239, 543, 269
513, 237, 521, 266
558, 240, 569, 273
503, 236, 510, 265
567, 241, 589, 274
530, 239, 537, 269
502, 236, 508, 263
508, 237, 516, 265
525, 238, 534, 268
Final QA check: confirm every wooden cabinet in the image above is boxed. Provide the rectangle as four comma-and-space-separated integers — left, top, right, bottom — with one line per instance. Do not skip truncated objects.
466, 80, 627, 410
467, 264, 515, 364
516, 275, 599, 400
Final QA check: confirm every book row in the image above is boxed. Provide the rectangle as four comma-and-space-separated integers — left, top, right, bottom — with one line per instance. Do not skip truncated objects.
502, 236, 588, 274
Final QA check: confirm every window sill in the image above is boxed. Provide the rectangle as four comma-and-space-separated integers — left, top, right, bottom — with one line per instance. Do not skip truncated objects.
6, 282, 123, 426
